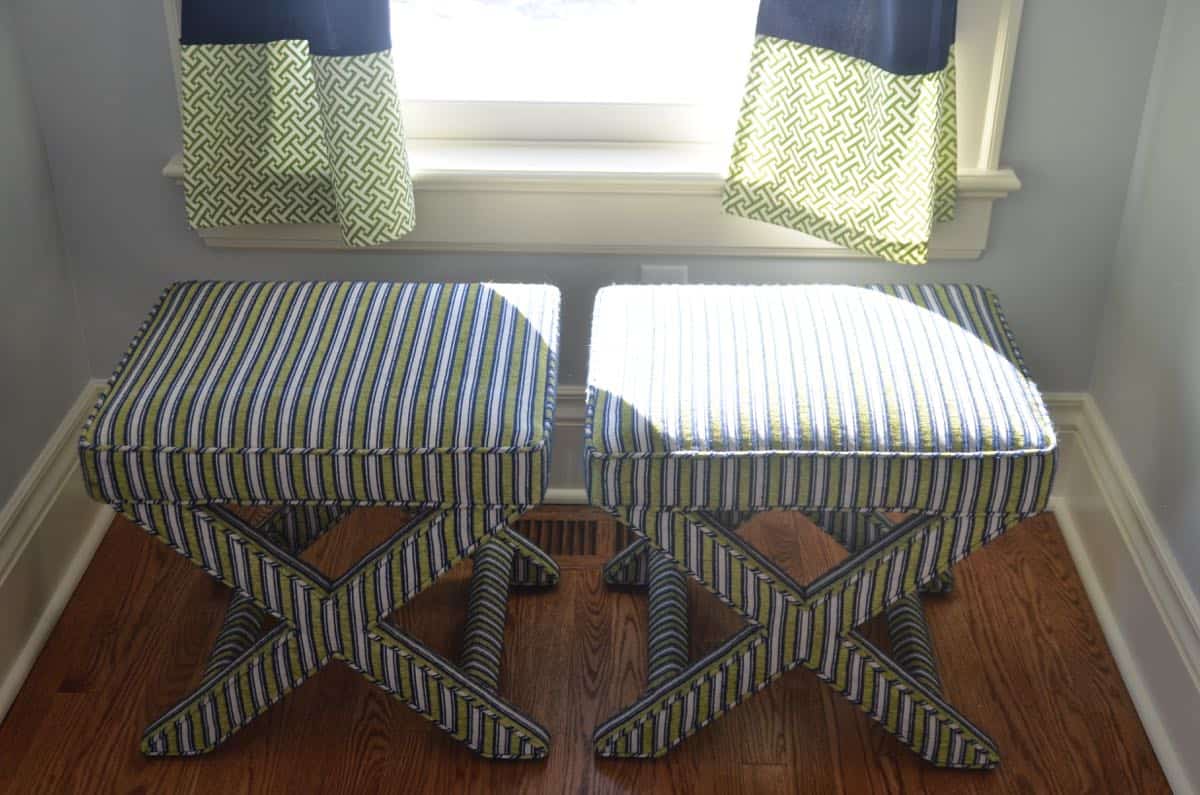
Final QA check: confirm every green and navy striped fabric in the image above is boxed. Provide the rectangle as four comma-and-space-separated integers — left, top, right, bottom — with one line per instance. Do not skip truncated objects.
585, 284, 1055, 515
80, 281, 560, 507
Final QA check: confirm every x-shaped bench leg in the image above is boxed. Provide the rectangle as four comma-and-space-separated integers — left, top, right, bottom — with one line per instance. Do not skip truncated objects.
594, 508, 1013, 768
121, 502, 554, 759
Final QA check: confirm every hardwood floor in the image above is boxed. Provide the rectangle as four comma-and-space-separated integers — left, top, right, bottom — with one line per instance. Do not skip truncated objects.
0, 508, 1169, 794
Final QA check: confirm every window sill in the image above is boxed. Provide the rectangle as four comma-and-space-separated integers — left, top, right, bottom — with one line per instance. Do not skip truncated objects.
162, 140, 1020, 258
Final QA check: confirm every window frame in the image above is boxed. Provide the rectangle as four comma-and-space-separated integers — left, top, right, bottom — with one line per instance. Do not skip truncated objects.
161, 0, 1025, 258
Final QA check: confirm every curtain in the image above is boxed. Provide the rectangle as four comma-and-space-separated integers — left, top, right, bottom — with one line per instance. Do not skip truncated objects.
180, 0, 415, 247
722, 0, 957, 265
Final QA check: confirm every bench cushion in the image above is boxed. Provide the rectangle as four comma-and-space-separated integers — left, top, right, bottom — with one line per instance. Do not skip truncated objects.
80, 281, 560, 506
585, 284, 1056, 515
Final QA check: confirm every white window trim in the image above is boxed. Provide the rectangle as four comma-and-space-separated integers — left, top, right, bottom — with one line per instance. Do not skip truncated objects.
161, 0, 1024, 258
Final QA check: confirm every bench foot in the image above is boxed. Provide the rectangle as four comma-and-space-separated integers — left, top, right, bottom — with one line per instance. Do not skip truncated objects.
142, 622, 321, 756
504, 527, 561, 588
603, 537, 649, 586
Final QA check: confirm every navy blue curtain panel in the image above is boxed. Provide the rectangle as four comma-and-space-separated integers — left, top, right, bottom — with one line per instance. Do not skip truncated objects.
179, 0, 414, 247
755, 0, 956, 74
181, 0, 391, 56
723, 0, 959, 264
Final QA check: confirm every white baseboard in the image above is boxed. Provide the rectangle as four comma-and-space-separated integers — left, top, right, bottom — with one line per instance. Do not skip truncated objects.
0, 379, 112, 723
546, 384, 589, 503
1046, 393, 1200, 795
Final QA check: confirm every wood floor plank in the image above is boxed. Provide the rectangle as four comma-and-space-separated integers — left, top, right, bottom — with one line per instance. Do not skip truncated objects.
0, 509, 1171, 794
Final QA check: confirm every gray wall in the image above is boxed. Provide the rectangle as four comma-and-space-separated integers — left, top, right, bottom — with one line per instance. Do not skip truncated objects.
0, 4, 90, 505
7, 0, 1166, 390
1091, 1, 1200, 587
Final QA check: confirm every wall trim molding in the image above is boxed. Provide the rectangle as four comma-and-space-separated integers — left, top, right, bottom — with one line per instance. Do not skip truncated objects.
161, 149, 1019, 259
0, 379, 112, 722
1042, 393, 1198, 795
545, 385, 588, 504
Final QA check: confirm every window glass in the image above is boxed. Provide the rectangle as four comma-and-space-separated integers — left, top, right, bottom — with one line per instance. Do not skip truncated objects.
390, 1, 759, 105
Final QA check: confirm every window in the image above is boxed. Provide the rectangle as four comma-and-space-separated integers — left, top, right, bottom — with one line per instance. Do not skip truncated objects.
162, 0, 1025, 257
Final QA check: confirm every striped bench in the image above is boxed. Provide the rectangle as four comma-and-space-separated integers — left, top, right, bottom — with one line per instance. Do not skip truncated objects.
79, 281, 561, 759
585, 284, 1057, 768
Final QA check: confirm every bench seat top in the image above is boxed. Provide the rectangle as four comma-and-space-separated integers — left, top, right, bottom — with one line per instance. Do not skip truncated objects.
80, 281, 560, 506
585, 284, 1056, 515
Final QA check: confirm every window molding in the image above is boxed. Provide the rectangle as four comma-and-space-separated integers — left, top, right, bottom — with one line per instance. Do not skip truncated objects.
161, 0, 1024, 259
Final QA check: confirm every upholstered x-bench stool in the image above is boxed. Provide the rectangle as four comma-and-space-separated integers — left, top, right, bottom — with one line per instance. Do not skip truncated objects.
79, 281, 561, 759
585, 284, 1057, 768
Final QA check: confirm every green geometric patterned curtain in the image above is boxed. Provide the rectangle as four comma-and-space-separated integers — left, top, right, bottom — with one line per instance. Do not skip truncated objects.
180, 0, 415, 247
723, 0, 957, 265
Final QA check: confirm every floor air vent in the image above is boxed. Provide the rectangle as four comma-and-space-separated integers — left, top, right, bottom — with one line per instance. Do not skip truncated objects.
514, 518, 602, 556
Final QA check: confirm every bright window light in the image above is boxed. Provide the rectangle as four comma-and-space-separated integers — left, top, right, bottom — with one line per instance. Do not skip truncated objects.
390, 1, 759, 105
